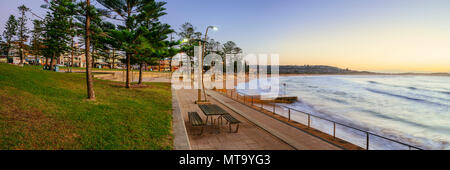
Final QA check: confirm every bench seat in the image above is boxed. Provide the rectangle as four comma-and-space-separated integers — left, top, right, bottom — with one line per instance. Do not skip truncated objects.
188, 112, 204, 135
221, 114, 241, 133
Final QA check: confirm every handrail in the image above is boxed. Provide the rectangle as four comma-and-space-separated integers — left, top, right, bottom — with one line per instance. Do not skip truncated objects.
278, 105, 422, 150
221, 89, 422, 150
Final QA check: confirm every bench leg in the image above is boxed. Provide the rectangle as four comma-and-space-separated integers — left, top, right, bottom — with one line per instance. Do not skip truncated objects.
199, 126, 204, 135
234, 124, 240, 133
229, 124, 232, 133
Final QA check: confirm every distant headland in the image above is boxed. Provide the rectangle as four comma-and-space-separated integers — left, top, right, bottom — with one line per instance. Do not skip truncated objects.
273, 65, 450, 76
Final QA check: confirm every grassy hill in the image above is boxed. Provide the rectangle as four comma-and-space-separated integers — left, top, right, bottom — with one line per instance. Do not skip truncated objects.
0, 64, 172, 150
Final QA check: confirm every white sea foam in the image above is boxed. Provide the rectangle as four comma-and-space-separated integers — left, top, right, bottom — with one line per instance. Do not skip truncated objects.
237, 75, 450, 150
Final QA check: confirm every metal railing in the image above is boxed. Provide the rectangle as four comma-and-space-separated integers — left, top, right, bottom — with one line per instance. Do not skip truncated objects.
216, 89, 422, 150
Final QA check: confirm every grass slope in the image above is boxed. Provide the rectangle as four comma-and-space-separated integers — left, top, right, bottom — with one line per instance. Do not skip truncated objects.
0, 64, 172, 150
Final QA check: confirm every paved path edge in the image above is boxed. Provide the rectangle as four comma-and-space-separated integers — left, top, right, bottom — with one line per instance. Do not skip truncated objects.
172, 87, 191, 150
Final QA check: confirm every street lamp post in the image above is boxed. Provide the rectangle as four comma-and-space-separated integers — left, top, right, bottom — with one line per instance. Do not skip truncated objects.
196, 26, 218, 104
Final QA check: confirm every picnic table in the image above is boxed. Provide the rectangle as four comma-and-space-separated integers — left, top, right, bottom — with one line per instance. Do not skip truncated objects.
198, 104, 228, 133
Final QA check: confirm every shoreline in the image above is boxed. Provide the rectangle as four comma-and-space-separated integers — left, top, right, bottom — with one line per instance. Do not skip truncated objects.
232, 74, 449, 150
278, 73, 450, 77
226, 87, 428, 150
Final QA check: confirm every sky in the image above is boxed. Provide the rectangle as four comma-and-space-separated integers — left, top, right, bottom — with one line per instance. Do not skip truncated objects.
1, 0, 450, 73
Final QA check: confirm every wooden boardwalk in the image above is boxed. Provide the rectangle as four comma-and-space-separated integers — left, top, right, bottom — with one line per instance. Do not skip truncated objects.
175, 89, 341, 150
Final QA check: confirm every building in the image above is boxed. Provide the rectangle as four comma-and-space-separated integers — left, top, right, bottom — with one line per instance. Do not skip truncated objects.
56, 54, 86, 68
0, 43, 20, 64
56, 53, 124, 69
0, 43, 42, 65
149, 58, 179, 72
0, 56, 6, 63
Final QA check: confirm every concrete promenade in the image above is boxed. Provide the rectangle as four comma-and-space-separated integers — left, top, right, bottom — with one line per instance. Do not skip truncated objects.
174, 89, 341, 150
175, 89, 294, 150
206, 90, 342, 150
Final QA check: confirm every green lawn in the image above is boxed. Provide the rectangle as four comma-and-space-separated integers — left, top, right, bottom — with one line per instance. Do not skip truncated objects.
0, 63, 172, 150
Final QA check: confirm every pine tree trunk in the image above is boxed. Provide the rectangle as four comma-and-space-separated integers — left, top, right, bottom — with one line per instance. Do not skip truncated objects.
169, 58, 172, 72
112, 49, 115, 69
19, 47, 24, 66
109, 52, 113, 69
45, 57, 49, 69
125, 8, 132, 89
71, 37, 74, 72
111, 58, 116, 69
50, 54, 55, 71
126, 53, 131, 88
85, 0, 95, 100
35, 55, 39, 66
91, 46, 95, 68
5, 46, 10, 64
138, 62, 144, 84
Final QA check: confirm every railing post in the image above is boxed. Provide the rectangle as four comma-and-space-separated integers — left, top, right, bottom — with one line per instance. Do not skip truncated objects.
225, 96, 420, 150
273, 103, 276, 114
366, 132, 370, 150
288, 108, 291, 122
333, 122, 336, 139
307, 114, 311, 128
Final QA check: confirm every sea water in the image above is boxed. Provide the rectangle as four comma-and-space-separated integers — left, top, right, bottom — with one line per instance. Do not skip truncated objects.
237, 75, 450, 150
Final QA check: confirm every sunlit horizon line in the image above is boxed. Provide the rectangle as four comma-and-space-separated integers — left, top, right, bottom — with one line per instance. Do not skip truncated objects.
275, 64, 450, 74
243, 62, 449, 73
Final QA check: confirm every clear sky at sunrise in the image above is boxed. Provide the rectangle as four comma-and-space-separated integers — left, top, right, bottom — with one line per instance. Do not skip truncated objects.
1, 0, 449, 73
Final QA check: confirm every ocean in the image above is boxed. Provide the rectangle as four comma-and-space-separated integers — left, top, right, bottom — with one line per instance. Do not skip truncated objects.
237, 75, 450, 150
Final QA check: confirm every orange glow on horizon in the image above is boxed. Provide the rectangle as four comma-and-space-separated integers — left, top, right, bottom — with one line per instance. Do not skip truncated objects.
275, 15, 450, 73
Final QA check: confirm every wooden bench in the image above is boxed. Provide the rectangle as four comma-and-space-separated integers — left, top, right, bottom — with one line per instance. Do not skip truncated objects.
188, 112, 205, 135
221, 114, 241, 133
